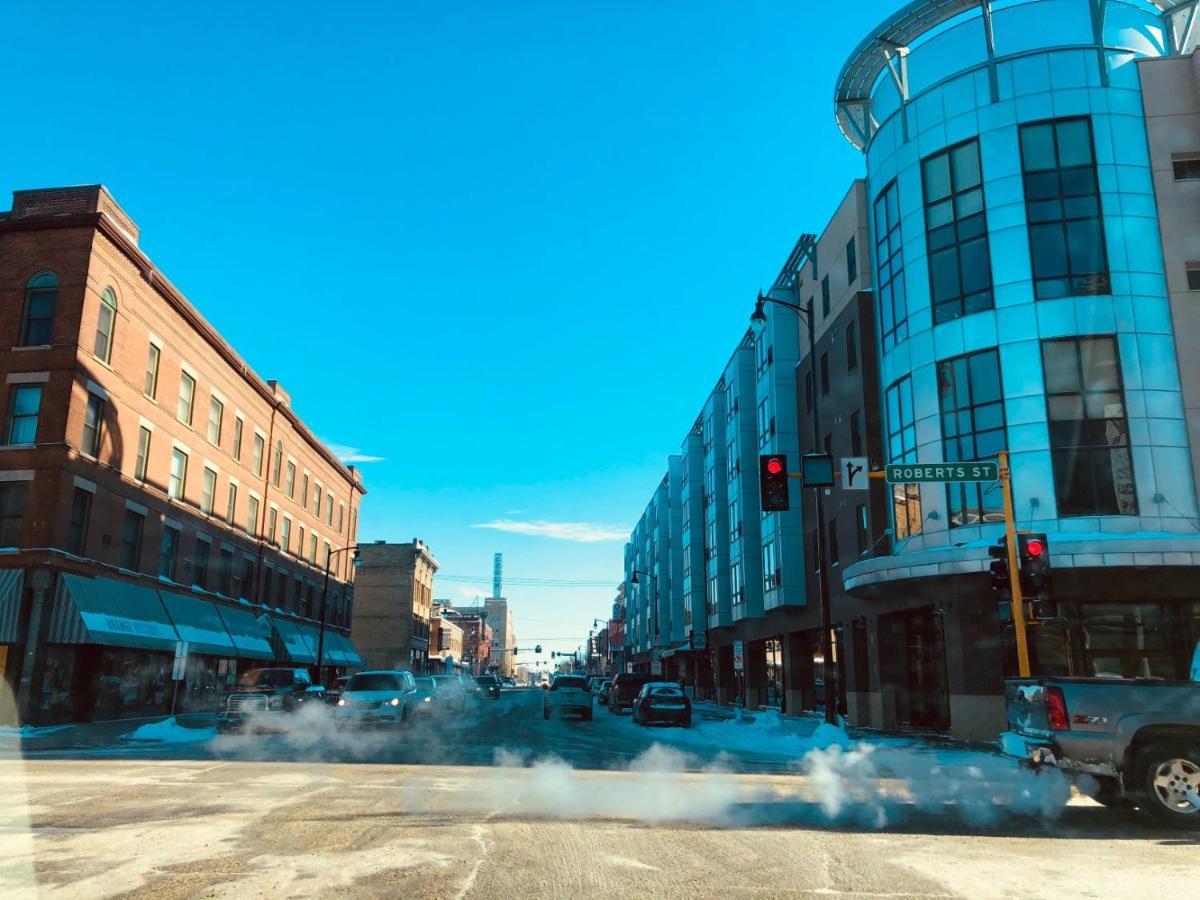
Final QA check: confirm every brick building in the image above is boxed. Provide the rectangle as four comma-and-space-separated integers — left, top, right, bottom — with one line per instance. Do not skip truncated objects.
430, 603, 464, 673
0, 185, 366, 725
441, 606, 492, 675
351, 540, 438, 673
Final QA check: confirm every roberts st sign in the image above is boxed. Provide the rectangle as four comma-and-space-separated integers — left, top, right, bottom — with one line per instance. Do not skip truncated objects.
884, 461, 999, 484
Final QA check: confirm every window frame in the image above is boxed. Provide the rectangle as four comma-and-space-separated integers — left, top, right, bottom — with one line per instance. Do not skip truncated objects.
93, 287, 117, 363
937, 348, 1008, 527
886, 375, 922, 540
168, 448, 189, 501
20, 271, 58, 347
208, 396, 224, 446
873, 181, 908, 349
135, 426, 152, 481
67, 486, 92, 556
82, 393, 105, 458
177, 371, 196, 425
144, 343, 161, 399
5, 384, 42, 446
119, 509, 144, 571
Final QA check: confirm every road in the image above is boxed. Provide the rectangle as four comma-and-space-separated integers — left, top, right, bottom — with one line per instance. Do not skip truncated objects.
2, 688, 1196, 898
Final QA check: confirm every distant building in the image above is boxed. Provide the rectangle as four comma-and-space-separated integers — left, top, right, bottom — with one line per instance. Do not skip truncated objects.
484, 597, 516, 676
442, 605, 492, 675
352, 539, 438, 673
430, 603, 463, 672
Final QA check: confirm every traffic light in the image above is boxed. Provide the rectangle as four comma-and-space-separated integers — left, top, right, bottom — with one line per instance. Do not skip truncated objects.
1018, 533, 1055, 620
760, 454, 789, 511
988, 536, 1012, 623
535, 644, 542, 654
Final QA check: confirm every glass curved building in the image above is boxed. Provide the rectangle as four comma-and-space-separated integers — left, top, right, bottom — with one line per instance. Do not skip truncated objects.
837, 0, 1200, 735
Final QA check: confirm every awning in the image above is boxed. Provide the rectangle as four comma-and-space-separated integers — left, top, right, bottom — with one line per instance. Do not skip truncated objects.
0, 568, 23, 643
322, 630, 363, 669
213, 605, 274, 660
660, 642, 691, 659
158, 590, 238, 657
49, 574, 178, 652
270, 617, 315, 664
294, 622, 326, 664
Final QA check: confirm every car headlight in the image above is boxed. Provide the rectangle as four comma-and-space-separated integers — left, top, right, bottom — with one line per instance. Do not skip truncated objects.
337, 698, 346, 707
389, 697, 402, 707
423, 696, 432, 703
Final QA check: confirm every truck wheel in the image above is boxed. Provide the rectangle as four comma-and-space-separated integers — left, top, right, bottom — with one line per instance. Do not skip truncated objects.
1137, 743, 1200, 828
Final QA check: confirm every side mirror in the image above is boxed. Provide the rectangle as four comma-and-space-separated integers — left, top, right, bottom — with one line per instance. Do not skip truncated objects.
542, 683, 549, 690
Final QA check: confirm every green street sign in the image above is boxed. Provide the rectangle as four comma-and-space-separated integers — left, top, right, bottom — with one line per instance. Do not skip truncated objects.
885, 461, 999, 484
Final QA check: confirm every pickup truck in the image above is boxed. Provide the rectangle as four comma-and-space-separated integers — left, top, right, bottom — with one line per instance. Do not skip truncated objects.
1002, 660, 1200, 827
216, 667, 326, 733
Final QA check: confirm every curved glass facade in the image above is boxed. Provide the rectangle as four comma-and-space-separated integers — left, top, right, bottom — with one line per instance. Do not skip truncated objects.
845, 0, 1199, 553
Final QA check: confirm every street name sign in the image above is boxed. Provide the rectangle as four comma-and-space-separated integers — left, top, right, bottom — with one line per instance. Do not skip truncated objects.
885, 461, 998, 484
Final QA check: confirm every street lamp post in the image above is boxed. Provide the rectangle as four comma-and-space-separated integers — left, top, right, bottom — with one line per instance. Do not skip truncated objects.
751, 291, 839, 726
314, 544, 361, 684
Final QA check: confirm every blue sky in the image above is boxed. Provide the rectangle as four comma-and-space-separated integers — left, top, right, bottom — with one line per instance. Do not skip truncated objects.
2, 0, 896, 661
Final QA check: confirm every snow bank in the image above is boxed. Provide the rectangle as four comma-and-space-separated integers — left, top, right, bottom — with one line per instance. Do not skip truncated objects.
128, 717, 216, 743
0, 724, 72, 739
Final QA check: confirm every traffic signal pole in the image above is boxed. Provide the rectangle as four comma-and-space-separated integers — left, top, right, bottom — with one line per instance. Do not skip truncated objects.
998, 450, 1031, 677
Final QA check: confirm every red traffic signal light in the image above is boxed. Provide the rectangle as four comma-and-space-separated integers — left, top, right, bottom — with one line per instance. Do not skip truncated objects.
1024, 538, 1045, 558
759, 455, 789, 511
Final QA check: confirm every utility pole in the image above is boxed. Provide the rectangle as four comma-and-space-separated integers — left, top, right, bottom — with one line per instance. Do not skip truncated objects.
998, 450, 1031, 677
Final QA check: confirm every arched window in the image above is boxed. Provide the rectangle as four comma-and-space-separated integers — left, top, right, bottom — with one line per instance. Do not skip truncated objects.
93, 287, 117, 362
21, 271, 58, 346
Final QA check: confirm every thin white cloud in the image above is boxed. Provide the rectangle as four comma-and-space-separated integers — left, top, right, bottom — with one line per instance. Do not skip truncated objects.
472, 519, 627, 543
324, 441, 385, 464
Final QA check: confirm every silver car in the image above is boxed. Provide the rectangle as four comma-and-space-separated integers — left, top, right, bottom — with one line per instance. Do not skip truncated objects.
334, 670, 417, 727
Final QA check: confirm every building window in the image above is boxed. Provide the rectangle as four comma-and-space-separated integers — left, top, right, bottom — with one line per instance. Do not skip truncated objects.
0, 482, 27, 547
285, 461, 296, 498
1172, 155, 1200, 180
5, 385, 42, 445
756, 338, 772, 375
218, 548, 234, 595
938, 349, 1007, 527
83, 393, 105, 457
240, 556, 254, 601
886, 376, 922, 540
169, 448, 188, 501
276, 570, 288, 606
208, 396, 223, 445
309, 532, 318, 563
729, 559, 743, 607
134, 426, 152, 482
201, 467, 217, 515
820, 352, 830, 396
159, 525, 180, 580
313, 483, 323, 516
119, 509, 144, 570
1187, 264, 1200, 291
827, 519, 839, 567
325, 494, 334, 525
298, 525, 306, 559
194, 539, 211, 590
849, 410, 863, 456
247, 495, 260, 535
252, 433, 265, 476
280, 515, 292, 553
93, 288, 117, 363
226, 482, 238, 523
1042, 336, 1136, 516
323, 541, 332, 568
144, 343, 161, 399
67, 487, 92, 555
874, 181, 907, 349
267, 507, 278, 544
846, 235, 857, 284
756, 398, 773, 449
337, 502, 345, 532
177, 372, 196, 425
855, 504, 869, 556
762, 540, 779, 592
272, 441, 283, 487
923, 139, 993, 323
845, 319, 857, 373
301, 473, 310, 507
232, 416, 244, 460
821, 274, 831, 317
1020, 117, 1109, 299
20, 271, 57, 346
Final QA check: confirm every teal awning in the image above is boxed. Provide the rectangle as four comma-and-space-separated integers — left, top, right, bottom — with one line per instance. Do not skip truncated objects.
49, 574, 179, 652
321, 630, 363, 668
336, 632, 364, 669
213, 605, 274, 660
270, 617, 315, 664
158, 590, 237, 657
0, 568, 22, 643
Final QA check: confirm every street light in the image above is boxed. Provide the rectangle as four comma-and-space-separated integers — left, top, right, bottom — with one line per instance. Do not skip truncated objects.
315, 544, 361, 684
750, 289, 838, 727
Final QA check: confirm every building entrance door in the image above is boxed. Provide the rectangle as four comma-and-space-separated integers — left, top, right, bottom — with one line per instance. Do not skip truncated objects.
878, 607, 950, 730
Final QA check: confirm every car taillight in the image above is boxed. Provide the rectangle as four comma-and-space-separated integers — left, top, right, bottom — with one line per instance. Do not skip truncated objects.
1045, 686, 1069, 731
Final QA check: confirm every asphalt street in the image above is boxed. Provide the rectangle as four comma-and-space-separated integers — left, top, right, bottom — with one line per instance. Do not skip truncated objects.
2, 688, 1196, 899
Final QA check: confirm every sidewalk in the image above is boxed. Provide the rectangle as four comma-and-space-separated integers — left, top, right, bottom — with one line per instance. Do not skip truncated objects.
0, 713, 215, 753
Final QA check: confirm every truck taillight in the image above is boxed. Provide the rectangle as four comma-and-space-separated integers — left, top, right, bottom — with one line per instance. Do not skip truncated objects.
1045, 686, 1069, 731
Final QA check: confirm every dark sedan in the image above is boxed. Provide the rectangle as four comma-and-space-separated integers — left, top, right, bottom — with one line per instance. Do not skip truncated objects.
474, 674, 502, 699
632, 682, 692, 727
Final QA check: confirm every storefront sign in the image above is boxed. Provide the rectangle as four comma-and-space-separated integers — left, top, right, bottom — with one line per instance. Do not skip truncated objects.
884, 461, 998, 484
733, 639, 744, 672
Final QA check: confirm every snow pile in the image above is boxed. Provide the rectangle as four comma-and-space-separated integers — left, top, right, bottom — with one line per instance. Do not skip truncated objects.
128, 717, 216, 743
0, 724, 72, 739
611, 706, 853, 758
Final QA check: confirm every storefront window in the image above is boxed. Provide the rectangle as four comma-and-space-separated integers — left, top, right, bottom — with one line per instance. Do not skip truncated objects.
39, 646, 77, 718
1079, 603, 1172, 679
764, 637, 782, 708
94, 649, 171, 720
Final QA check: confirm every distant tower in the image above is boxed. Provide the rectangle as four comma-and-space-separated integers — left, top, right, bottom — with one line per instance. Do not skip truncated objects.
492, 552, 503, 599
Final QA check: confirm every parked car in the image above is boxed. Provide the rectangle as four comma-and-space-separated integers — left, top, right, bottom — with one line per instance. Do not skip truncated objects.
596, 679, 613, 704
607, 673, 654, 714
1002, 660, 1200, 827
632, 682, 692, 727
216, 667, 325, 733
432, 675, 468, 711
543, 674, 593, 720
474, 674, 502, 699
334, 670, 418, 727
411, 676, 440, 715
